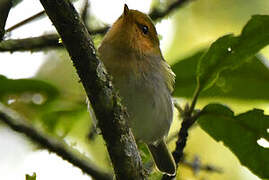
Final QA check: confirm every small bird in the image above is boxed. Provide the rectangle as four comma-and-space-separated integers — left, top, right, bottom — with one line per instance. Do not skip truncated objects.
98, 4, 176, 175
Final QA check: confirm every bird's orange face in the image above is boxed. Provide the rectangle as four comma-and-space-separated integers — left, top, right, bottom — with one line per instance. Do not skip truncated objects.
102, 5, 161, 56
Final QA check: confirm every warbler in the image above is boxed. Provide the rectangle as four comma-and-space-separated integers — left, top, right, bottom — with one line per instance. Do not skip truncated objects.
98, 5, 176, 175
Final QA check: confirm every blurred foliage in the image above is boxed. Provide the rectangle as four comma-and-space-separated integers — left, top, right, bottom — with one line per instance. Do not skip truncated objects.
25, 173, 36, 180
36, 50, 110, 169
0, 75, 59, 103
198, 104, 269, 179
40, 104, 85, 135
166, 0, 269, 62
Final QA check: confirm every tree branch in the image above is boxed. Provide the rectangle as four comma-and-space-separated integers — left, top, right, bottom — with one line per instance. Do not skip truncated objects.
5, 10, 46, 33
0, 0, 191, 52
38, 0, 145, 179
0, 34, 62, 52
7, 11, 45, 34
0, 103, 112, 180
149, 0, 191, 20
0, 26, 110, 52
0, 0, 12, 40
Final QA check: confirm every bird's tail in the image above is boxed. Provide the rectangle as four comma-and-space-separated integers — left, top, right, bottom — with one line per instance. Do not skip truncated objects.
148, 139, 176, 176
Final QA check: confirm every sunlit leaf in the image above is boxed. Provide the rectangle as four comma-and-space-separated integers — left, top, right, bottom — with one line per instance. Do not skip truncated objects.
197, 15, 269, 91
41, 105, 86, 135
198, 103, 269, 178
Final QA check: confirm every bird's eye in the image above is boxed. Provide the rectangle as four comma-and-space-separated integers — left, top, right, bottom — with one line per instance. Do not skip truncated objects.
141, 25, 149, 34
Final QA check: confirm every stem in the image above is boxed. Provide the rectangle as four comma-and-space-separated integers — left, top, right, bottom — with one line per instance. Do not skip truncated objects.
189, 86, 201, 115
5, 10, 46, 33
0, 34, 62, 52
150, 0, 192, 20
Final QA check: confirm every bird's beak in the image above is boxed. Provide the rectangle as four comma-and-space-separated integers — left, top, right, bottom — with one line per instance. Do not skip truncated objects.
123, 4, 129, 16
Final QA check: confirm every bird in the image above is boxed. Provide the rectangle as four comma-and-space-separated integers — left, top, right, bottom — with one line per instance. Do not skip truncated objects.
98, 4, 176, 176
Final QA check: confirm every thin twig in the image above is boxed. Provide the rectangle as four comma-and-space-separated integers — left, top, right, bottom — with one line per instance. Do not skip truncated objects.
149, 0, 192, 20
188, 87, 201, 116
172, 98, 184, 115
5, 10, 46, 33
0, 27, 111, 52
0, 103, 113, 180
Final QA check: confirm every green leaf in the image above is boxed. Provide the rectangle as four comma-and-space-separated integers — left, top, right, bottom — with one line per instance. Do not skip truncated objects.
197, 15, 269, 91
26, 172, 36, 180
0, 75, 59, 104
198, 103, 269, 178
138, 143, 152, 165
148, 172, 163, 180
172, 51, 203, 97
41, 105, 86, 135
172, 53, 269, 100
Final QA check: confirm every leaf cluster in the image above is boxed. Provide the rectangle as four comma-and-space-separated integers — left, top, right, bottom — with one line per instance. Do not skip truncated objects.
171, 15, 269, 179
